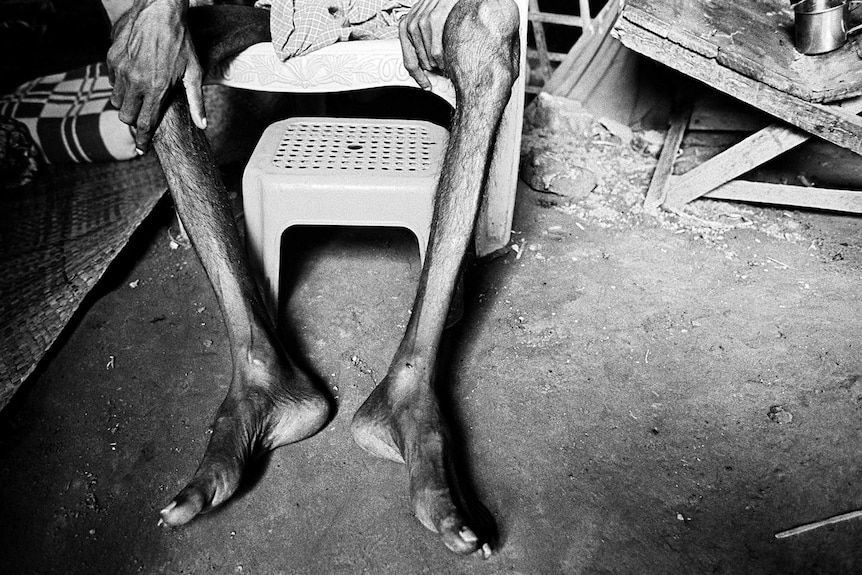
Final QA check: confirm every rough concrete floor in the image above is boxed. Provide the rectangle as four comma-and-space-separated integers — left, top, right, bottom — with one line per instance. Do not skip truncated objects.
3, 149, 862, 573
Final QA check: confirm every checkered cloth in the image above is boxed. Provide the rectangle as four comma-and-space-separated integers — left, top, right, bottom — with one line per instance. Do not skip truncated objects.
0, 63, 135, 164
265, 0, 416, 60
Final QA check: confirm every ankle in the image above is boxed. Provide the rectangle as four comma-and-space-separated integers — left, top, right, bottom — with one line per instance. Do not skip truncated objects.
381, 357, 434, 403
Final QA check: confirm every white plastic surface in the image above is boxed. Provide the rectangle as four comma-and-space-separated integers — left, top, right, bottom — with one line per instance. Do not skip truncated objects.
243, 117, 448, 312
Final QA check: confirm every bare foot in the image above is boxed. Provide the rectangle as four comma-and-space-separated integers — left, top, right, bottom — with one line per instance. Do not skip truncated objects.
351, 361, 496, 557
159, 349, 330, 526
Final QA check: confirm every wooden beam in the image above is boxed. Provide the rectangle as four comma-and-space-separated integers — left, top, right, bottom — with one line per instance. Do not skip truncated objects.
662, 95, 862, 208
644, 101, 692, 214
663, 123, 809, 208
544, 0, 622, 96
614, 17, 862, 156
699, 180, 862, 213
579, 0, 592, 29
527, 48, 568, 62
529, 12, 585, 27
528, 0, 552, 83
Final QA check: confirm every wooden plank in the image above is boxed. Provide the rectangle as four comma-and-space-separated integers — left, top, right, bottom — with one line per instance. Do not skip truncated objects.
544, 0, 621, 96
529, 0, 552, 83
689, 92, 769, 132
622, 0, 862, 103
699, 180, 862, 213
674, 131, 748, 174
567, 31, 639, 123
529, 12, 584, 27
527, 48, 568, 62
614, 16, 862, 156
579, 0, 592, 29
644, 101, 692, 214
661, 96, 862, 208
663, 123, 810, 208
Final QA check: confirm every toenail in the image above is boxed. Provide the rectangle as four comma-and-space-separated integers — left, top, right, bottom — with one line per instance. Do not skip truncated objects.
459, 527, 478, 544
481, 543, 492, 559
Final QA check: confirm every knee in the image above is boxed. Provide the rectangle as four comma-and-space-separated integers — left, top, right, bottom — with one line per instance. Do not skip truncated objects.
448, 0, 519, 44
445, 0, 520, 85
475, 0, 520, 42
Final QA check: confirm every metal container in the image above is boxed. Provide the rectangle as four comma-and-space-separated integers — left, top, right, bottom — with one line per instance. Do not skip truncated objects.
794, 0, 862, 55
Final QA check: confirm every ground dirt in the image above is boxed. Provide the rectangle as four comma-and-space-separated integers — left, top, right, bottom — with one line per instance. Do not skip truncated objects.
3, 99, 862, 574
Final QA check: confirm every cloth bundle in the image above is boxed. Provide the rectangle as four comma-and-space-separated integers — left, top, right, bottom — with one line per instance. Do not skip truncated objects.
0, 63, 136, 164
266, 0, 416, 60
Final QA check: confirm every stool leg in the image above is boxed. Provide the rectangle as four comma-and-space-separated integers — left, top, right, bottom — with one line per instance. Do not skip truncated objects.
151, 93, 331, 528
351, 0, 520, 556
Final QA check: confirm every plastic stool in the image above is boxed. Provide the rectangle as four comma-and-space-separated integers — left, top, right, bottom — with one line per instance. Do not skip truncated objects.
242, 116, 448, 313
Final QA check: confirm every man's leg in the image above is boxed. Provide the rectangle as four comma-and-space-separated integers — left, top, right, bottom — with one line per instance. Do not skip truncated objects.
154, 94, 331, 526
351, 0, 520, 556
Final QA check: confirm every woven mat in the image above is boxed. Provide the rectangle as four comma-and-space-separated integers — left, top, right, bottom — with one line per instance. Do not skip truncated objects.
0, 155, 167, 411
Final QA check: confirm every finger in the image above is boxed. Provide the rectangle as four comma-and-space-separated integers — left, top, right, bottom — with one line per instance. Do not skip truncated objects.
134, 92, 164, 153
406, 18, 434, 73
400, 18, 431, 90
430, 18, 446, 72
117, 88, 144, 129
110, 72, 127, 110
106, 59, 117, 87
418, 15, 438, 70
110, 84, 126, 111
106, 42, 120, 86
182, 49, 207, 130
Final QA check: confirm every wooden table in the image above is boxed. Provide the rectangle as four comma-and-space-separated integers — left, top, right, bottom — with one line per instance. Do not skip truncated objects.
614, 0, 862, 213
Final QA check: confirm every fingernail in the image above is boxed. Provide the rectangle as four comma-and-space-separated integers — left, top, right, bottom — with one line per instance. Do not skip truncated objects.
160, 501, 176, 516
200, 117, 207, 130
135, 148, 145, 156
459, 527, 478, 544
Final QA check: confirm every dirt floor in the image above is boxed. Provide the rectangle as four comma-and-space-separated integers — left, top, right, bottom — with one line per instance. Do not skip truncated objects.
4, 91, 862, 574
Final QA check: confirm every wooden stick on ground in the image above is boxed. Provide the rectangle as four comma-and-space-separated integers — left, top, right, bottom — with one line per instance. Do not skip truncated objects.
775, 509, 862, 539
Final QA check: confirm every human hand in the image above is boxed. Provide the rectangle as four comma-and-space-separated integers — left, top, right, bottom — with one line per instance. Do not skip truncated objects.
107, 0, 206, 154
399, 0, 461, 90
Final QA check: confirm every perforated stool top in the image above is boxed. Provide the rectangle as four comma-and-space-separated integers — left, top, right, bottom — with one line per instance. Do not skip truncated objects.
271, 119, 444, 174
248, 117, 448, 182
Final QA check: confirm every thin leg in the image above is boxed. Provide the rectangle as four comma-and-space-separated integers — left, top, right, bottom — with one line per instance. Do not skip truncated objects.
351, 0, 520, 556
154, 93, 331, 526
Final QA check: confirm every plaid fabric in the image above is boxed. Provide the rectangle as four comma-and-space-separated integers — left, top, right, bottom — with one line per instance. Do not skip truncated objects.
0, 63, 135, 164
265, 0, 416, 60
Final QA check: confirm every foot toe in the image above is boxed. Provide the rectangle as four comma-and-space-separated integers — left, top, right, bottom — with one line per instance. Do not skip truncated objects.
439, 523, 482, 555
160, 485, 208, 526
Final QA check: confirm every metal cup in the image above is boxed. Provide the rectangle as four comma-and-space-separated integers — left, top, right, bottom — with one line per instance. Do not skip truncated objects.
794, 0, 862, 55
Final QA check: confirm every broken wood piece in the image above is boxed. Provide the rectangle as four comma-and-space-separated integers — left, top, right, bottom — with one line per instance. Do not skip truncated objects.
700, 180, 862, 214
775, 509, 862, 539
528, 0, 552, 85
644, 101, 692, 214
662, 124, 811, 209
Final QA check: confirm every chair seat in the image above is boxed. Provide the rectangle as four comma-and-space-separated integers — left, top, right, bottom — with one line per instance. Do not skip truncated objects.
211, 39, 457, 107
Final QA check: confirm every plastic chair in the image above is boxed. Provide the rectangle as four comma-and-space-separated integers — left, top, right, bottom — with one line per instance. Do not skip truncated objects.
208, 1, 528, 312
